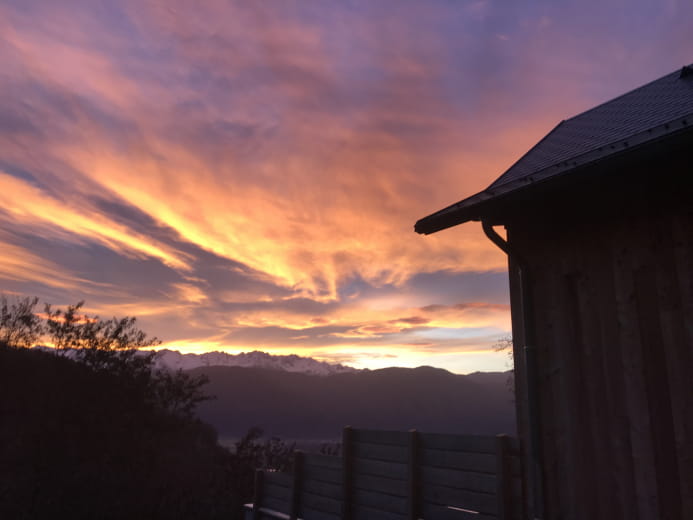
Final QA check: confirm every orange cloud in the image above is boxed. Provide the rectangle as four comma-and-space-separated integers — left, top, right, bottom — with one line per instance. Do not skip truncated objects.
0, 239, 105, 291
1, 0, 691, 373
0, 172, 192, 271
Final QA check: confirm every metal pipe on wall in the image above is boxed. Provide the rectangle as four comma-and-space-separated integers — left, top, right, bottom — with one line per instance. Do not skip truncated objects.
482, 220, 544, 520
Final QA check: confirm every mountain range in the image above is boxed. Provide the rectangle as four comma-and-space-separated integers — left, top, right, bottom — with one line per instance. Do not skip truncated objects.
154, 348, 356, 376
192, 365, 516, 440
31, 346, 516, 440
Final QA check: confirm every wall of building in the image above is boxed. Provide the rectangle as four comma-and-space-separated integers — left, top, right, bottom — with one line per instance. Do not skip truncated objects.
505, 156, 692, 519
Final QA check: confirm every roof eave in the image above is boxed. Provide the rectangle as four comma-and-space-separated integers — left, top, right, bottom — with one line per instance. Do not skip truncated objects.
415, 113, 693, 235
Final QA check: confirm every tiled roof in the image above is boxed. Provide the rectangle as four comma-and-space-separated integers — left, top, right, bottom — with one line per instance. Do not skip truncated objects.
415, 65, 693, 235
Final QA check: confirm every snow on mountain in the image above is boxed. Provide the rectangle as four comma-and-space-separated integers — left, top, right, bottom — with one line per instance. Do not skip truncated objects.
31, 346, 356, 376
153, 349, 357, 376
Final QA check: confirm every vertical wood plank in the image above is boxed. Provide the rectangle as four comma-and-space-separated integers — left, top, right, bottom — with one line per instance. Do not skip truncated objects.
530, 239, 569, 520
495, 434, 512, 520
290, 450, 304, 520
566, 273, 597, 518
612, 215, 660, 520
572, 228, 622, 520
648, 211, 693, 520
635, 263, 683, 519
342, 426, 354, 520
253, 469, 264, 520
668, 211, 693, 518
407, 429, 420, 520
589, 222, 636, 520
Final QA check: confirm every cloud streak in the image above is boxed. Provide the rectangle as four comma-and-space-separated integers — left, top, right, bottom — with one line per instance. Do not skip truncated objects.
1, 0, 692, 372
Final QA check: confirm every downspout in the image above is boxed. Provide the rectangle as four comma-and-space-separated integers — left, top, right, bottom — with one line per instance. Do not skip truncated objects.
482, 220, 544, 520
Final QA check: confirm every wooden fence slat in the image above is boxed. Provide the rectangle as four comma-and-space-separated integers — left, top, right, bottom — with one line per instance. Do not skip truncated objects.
354, 441, 409, 463
422, 484, 498, 516
262, 496, 291, 514
257, 507, 291, 520
420, 433, 498, 454
353, 429, 410, 446
353, 487, 408, 515
263, 482, 292, 502
290, 451, 304, 520
509, 477, 523, 520
421, 466, 496, 494
422, 503, 498, 520
253, 470, 265, 520
495, 434, 512, 520
421, 449, 497, 473
342, 426, 354, 520
301, 491, 343, 515
351, 504, 408, 520
303, 465, 342, 484
407, 429, 420, 520
509, 456, 522, 478
299, 507, 341, 520
264, 471, 293, 488
303, 478, 342, 499
353, 473, 407, 496
512, 477, 522, 501
353, 457, 408, 480
508, 437, 521, 455
304, 453, 343, 470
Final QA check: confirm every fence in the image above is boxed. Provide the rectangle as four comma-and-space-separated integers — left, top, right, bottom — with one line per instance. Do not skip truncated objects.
244, 427, 523, 520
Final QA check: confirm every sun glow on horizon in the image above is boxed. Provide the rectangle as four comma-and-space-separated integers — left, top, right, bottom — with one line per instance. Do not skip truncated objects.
1, 0, 690, 373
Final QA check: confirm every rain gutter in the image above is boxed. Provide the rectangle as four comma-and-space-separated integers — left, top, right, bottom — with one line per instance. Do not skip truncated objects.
482, 220, 544, 520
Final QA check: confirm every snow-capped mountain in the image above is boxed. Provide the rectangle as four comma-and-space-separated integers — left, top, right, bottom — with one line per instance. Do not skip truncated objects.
153, 349, 357, 376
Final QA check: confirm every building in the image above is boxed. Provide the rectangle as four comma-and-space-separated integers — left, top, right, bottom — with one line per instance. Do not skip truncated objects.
415, 65, 693, 520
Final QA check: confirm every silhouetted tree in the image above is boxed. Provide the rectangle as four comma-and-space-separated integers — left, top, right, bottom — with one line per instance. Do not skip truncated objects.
227, 427, 296, 517
13, 298, 212, 420
0, 295, 42, 348
151, 365, 210, 419
320, 441, 341, 457
0, 297, 297, 519
494, 335, 515, 397
0, 342, 235, 519
44, 300, 158, 367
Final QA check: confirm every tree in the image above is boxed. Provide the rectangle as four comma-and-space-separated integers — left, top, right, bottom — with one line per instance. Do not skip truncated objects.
0, 297, 258, 518
494, 335, 515, 397
43, 301, 210, 420
0, 295, 42, 348
227, 427, 296, 517
0, 342, 235, 520
151, 366, 210, 419
0, 296, 209, 420
44, 301, 159, 366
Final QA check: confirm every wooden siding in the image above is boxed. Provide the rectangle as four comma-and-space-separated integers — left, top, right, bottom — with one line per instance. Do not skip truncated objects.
506, 165, 693, 520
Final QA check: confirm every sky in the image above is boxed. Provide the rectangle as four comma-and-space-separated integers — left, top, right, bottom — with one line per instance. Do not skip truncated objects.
1, 0, 691, 373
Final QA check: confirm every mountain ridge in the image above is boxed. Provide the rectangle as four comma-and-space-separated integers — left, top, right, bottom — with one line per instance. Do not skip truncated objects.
192, 365, 515, 440
154, 348, 358, 376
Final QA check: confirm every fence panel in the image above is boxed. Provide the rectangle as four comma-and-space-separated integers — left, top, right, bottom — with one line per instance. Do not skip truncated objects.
245, 428, 523, 520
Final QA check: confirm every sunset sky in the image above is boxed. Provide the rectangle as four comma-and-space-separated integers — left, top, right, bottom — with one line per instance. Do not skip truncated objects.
1, 1, 691, 373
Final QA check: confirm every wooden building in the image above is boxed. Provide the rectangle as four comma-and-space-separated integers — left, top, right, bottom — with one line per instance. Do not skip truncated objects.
415, 65, 693, 519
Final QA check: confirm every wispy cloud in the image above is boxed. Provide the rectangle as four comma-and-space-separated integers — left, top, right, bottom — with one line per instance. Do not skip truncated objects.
1, 0, 691, 372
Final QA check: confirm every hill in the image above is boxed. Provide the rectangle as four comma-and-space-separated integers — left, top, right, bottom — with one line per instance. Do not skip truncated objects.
193, 365, 516, 440
0, 345, 237, 519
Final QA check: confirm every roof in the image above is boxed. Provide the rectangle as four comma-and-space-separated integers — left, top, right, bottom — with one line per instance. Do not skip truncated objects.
415, 64, 693, 235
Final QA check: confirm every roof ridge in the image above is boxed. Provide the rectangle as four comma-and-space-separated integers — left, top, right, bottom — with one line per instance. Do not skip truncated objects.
488, 120, 566, 189
562, 65, 692, 123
